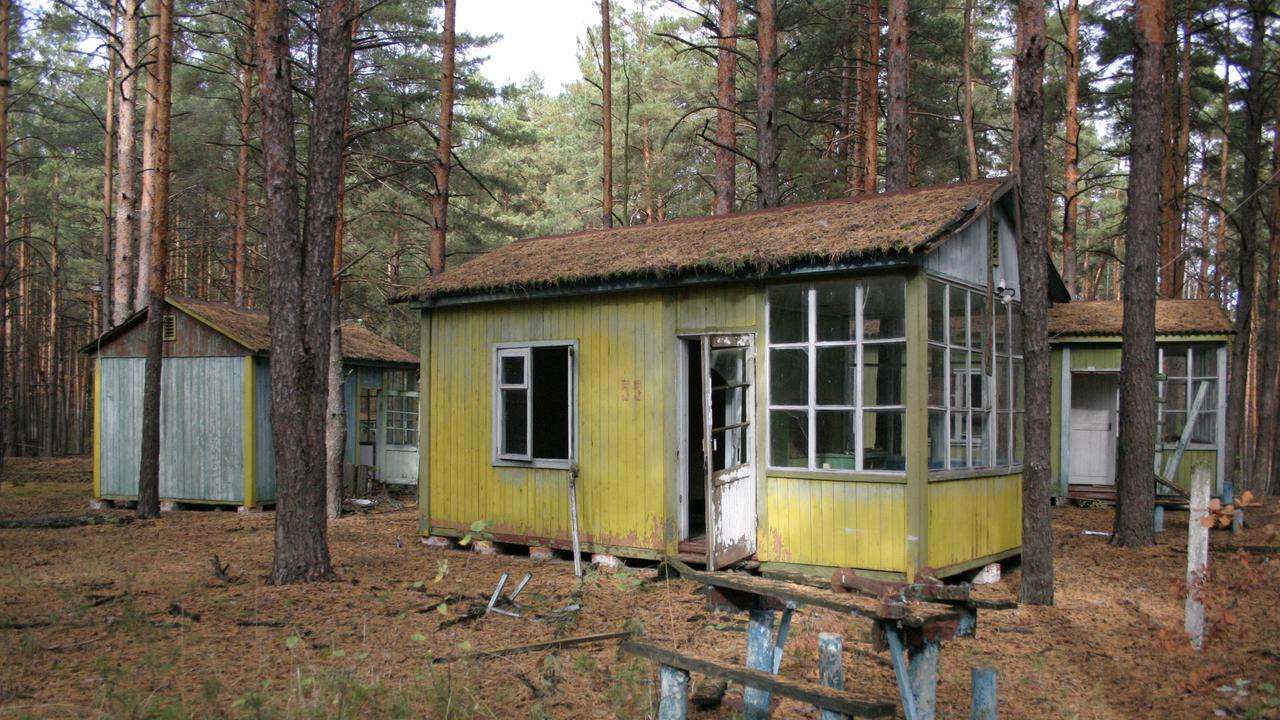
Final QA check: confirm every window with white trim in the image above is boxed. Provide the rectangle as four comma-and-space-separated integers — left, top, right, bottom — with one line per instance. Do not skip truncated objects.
384, 370, 419, 447
926, 279, 1022, 471
1159, 344, 1217, 446
767, 277, 906, 473
494, 344, 575, 465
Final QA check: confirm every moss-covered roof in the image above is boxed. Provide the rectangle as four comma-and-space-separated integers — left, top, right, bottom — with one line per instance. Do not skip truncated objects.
1048, 299, 1234, 338
395, 178, 1011, 303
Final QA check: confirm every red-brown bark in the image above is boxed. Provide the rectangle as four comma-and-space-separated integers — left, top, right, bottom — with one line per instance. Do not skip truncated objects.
883, 0, 908, 192
431, 0, 455, 271
756, 0, 779, 208
713, 0, 736, 215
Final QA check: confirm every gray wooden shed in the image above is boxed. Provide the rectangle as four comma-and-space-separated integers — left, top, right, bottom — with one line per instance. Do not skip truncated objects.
84, 297, 419, 509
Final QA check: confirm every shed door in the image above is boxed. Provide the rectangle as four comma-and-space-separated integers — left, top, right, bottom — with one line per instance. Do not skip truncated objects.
702, 334, 757, 569
1069, 373, 1118, 485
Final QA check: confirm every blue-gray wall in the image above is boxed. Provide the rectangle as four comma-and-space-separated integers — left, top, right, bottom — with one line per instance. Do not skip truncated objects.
100, 356, 246, 502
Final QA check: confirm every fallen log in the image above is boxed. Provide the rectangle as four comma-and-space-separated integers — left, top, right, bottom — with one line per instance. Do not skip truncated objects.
431, 629, 633, 664
0, 515, 129, 529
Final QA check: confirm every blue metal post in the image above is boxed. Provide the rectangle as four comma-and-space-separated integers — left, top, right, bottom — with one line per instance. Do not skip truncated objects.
971, 665, 998, 720
744, 608, 775, 720
658, 664, 690, 720
818, 632, 845, 720
1154, 504, 1165, 533
908, 642, 940, 720
881, 622, 919, 720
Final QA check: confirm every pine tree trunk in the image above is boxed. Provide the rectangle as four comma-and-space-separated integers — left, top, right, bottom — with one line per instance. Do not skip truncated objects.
430, 0, 455, 271
233, 19, 253, 306
1213, 65, 1231, 300
135, 12, 159, 312
136, 0, 173, 520
850, 0, 865, 195
112, 0, 141, 325
1156, 0, 1180, 299
101, 2, 118, 331
600, 0, 614, 226
1170, 2, 1192, 295
325, 14, 357, 521
755, 0, 779, 208
1113, 0, 1165, 548
1060, 0, 1080, 296
642, 123, 654, 223
861, 0, 879, 193
961, 0, 977, 181
713, 0, 736, 215
0, 0, 9, 475
1260, 95, 1280, 495
1197, 151, 1212, 295
883, 0, 908, 192
1014, 0, 1053, 605
1225, 1, 1266, 495
259, 0, 353, 583
45, 178, 59, 458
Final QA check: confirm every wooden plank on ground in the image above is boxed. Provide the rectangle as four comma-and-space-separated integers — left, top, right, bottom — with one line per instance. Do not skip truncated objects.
621, 641, 895, 719
431, 630, 632, 664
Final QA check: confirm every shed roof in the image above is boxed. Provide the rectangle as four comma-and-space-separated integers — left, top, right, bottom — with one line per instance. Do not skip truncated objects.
84, 297, 418, 366
1048, 299, 1234, 338
395, 178, 1012, 304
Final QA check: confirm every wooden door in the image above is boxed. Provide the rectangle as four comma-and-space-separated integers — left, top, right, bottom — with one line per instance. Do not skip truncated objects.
1068, 373, 1118, 485
702, 334, 757, 569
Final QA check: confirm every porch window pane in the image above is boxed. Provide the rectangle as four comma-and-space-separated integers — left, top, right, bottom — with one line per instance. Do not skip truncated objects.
863, 342, 905, 407
996, 412, 1011, 466
995, 304, 1009, 354
971, 412, 990, 468
770, 348, 808, 406
769, 286, 808, 344
1012, 358, 1024, 410
928, 280, 946, 343
970, 291, 988, 353
815, 410, 856, 469
1162, 411, 1186, 445
996, 356, 1010, 411
1191, 346, 1217, 376
1013, 411, 1024, 463
1162, 346, 1188, 378
1191, 383, 1217, 443
863, 411, 905, 471
1165, 381, 1187, 412
862, 277, 906, 340
950, 350, 970, 410
928, 411, 947, 469
769, 410, 808, 467
949, 285, 968, 347
816, 282, 855, 342
1010, 306, 1023, 355
816, 346, 856, 406
501, 355, 524, 385
950, 412, 969, 467
928, 346, 945, 407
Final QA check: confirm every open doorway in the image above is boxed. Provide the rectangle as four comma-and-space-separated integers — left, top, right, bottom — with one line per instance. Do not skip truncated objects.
678, 334, 757, 568
681, 338, 707, 547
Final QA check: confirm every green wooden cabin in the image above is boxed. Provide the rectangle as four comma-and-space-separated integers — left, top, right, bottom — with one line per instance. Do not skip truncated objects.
1047, 299, 1233, 500
85, 297, 420, 509
396, 179, 1066, 581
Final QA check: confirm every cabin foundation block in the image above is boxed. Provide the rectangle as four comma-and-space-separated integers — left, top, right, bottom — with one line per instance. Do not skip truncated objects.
237, 505, 262, 514
471, 540, 498, 556
422, 535, 454, 548
591, 553, 625, 571
529, 546, 555, 561
89, 498, 113, 510
972, 562, 1002, 585
160, 501, 179, 512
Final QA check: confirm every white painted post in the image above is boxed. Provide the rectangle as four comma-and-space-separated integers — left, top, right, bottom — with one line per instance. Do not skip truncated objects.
1186, 466, 1211, 650
658, 664, 690, 720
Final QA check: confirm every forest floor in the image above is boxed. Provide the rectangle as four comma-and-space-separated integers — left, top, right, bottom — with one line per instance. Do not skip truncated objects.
1, 457, 1278, 719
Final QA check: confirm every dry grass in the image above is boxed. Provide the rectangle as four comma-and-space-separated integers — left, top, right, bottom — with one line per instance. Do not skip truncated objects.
1049, 299, 1234, 338
2, 458, 1278, 719
397, 179, 1008, 303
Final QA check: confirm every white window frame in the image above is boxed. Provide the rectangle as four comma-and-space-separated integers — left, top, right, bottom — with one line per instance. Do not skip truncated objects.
765, 278, 908, 475
492, 340, 578, 469
1157, 344, 1218, 449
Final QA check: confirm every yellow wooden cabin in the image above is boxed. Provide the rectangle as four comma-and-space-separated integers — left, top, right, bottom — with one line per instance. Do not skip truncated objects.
1047, 299, 1233, 502
395, 179, 1066, 580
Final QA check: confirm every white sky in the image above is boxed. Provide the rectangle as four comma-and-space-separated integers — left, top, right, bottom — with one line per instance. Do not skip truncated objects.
457, 0, 606, 91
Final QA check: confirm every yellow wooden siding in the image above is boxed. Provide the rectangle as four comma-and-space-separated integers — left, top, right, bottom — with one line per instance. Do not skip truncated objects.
926, 473, 1022, 569
1158, 449, 1216, 491
760, 476, 907, 572
93, 360, 102, 498
426, 292, 673, 552
1070, 346, 1122, 370
674, 284, 761, 332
